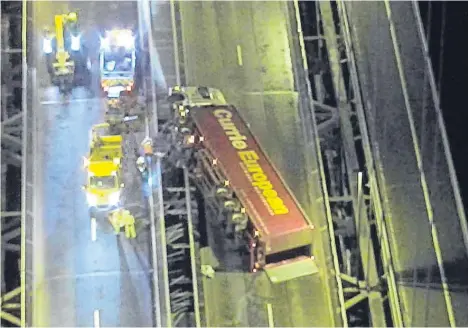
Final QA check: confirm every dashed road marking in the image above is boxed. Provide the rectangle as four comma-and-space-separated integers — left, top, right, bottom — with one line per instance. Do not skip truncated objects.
237, 45, 243, 66
93, 309, 100, 328
91, 218, 97, 242
266, 303, 274, 328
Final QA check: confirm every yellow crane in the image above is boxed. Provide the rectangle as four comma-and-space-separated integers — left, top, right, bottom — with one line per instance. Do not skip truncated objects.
43, 12, 79, 92
53, 13, 76, 76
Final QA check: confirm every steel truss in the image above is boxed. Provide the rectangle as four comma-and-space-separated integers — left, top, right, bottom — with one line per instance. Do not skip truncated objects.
160, 163, 202, 327
1, 1, 23, 326
148, 0, 202, 324
298, 1, 403, 326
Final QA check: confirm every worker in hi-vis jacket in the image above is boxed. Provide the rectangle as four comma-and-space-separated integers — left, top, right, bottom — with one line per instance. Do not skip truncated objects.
109, 208, 136, 239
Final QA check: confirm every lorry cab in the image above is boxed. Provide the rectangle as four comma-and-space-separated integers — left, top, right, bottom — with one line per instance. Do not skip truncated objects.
168, 86, 227, 108
99, 29, 136, 98
84, 123, 123, 216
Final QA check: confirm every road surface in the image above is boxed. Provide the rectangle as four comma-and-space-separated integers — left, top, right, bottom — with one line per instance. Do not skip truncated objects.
30, 2, 153, 326
342, 1, 468, 326
180, 1, 342, 326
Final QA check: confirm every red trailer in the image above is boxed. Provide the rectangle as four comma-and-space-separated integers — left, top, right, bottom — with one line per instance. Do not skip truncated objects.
168, 86, 318, 283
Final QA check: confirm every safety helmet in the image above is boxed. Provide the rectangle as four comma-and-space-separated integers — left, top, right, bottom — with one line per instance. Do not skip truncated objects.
43, 27, 54, 40
142, 137, 152, 146
141, 137, 152, 152
136, 156, 146, 172
68, 12, 77, 22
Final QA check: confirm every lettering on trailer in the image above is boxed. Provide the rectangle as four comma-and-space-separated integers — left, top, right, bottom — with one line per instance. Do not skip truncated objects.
213, 109, 289, 215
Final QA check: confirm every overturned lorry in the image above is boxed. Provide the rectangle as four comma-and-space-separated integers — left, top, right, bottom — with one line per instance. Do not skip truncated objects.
165, 86, 318, 283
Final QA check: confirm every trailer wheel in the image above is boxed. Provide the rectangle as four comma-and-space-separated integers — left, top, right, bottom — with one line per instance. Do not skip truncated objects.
224, 199, 240, 212
215, 187, 230, 198
231, 212, 247, 226
180, 126, 193, 135
255, 245, 266, 268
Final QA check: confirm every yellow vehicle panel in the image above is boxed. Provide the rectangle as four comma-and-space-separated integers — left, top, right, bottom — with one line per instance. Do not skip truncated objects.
89, 123, 123, 153
101, 78, 133, 88
88, 161, 118, 177
92, 122, 111, 131
94, 190, 119, 207
100, 135, 122, 144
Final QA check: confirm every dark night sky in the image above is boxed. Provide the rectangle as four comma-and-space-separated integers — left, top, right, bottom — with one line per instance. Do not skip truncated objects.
420, 1, 468, 212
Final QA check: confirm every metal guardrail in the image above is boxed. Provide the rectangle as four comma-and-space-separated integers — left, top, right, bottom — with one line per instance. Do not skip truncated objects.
137, 0, 172, 326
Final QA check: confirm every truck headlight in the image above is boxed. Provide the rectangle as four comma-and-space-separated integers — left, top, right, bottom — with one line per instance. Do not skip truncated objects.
43, 38, 53, 54
117, 34, 134, 49
100, 37, 109, 50
108, 192, 120, 205
71, 35, 81, 51
86, 193, 97, 206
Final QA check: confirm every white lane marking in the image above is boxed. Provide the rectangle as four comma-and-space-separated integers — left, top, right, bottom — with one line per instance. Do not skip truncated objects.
93, 309, 101, 328
266, 303, 274, 328
40, 98, 96, 105
237, 45, 243, 66
91, 218, 97, 242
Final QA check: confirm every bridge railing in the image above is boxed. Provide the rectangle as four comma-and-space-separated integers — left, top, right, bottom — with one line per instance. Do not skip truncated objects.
21, 0, 36, 326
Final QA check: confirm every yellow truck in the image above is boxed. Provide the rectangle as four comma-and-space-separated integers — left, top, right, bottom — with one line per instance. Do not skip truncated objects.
83, 123, 124, 217
99, 29, 136, 98
43, 12, 81, 93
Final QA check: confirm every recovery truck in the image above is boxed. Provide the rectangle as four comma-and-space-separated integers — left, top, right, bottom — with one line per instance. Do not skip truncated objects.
83, 123, 124, 218
42, 12, 88, 93
165, 86, 318, 283
99, 29, 137, 98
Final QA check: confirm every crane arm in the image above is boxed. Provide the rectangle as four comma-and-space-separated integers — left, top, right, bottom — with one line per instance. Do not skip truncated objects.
54, 14, 70, 65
